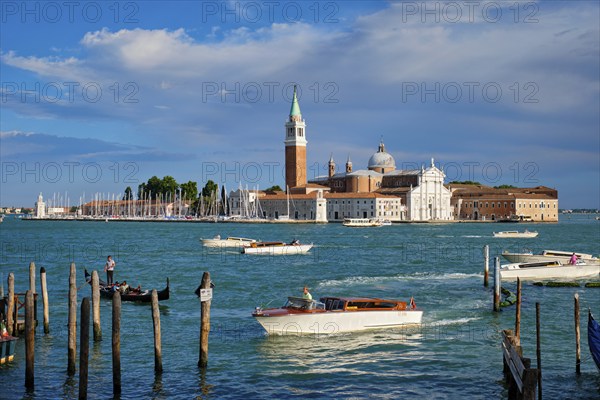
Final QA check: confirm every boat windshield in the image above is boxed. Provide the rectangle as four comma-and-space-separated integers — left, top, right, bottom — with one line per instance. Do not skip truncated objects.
285, 296, 325, 310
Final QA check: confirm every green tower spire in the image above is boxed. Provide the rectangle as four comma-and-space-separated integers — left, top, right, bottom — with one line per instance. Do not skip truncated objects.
289, 85, 302, 118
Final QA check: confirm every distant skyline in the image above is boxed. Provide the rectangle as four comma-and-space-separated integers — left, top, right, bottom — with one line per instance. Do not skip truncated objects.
1, 1, 598, 208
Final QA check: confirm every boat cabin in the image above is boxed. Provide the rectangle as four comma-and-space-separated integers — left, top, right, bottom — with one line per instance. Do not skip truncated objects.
319, 297, 408, 311
284, 297, 325, 310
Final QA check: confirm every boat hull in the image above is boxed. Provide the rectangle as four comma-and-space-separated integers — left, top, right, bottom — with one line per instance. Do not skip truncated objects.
502, 252, 600, 265
201, 238, 256, 248
0, 336, 18, 364
493, 231, 538, 238
254, 310, 422, 334
243, 244, 313, 255
499, 263, 600, 280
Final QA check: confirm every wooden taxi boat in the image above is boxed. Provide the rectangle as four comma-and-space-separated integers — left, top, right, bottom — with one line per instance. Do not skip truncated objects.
252, 295, 422, 335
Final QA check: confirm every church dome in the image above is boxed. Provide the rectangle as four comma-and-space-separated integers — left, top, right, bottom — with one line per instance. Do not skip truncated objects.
368, 140, 395, 171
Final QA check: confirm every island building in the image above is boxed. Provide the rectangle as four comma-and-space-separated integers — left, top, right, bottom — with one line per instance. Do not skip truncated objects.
253, 86, 453, 222
449, 184, 558, 222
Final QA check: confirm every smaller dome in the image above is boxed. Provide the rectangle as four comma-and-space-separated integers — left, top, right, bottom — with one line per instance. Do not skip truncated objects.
368, 140, 395, 170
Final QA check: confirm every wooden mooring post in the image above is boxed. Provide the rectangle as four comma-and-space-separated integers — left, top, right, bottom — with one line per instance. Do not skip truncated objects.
502, 329, 539, 400
79, 297, 90, 400
198, 271, 212, 369
536, 302, 542, 400
40, 267, 50, 334
574, 293, 581, 375
68, 263, 77, 375
25, 290, 35, 390
0, 272, 4, 298
7, 273, 15, 336
112, 291, 122, 396
483, 245, 490, 287
494, 257, 501, 312
91, 271, 101, 341
515, 278, 522, 346
29, 262, 36, 294
151, 289, 163, 373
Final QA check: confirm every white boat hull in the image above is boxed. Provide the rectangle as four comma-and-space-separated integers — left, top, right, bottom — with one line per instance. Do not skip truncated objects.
243, 244, 313, 255
201, 238, 256, 248
500, 263, 600, 280
493, 231, 538, 238
502, 252, 600, 266
254, 310, 423, 335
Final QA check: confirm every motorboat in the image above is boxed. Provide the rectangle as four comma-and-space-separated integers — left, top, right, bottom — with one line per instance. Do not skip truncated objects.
502, 249, 600, 265
200, 235, 257, 248
499, 260, 600, 280
493, 230, 538, 238
252, 295, 422, 335
242, 240, 313, 255
589, 310, 600, 370
343, 218, 383, 227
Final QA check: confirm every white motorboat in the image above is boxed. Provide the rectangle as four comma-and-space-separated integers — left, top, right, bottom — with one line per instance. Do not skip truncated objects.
253, 296, 422, 335
499, 260, 600, 280
242, 240, 313, 255
200, 236, 257, 248
502, 250, 600, 265
343, 218, 383, 227
493, 230, 538, 238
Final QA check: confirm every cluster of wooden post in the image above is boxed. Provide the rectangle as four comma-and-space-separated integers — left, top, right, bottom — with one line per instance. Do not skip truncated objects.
4, 263, 174, 398
500, 278, 541, 400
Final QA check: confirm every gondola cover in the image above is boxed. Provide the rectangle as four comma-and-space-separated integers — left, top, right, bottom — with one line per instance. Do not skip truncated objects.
589, 310, 600, 370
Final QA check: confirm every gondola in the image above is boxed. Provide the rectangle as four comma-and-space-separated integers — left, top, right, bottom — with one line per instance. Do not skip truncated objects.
84, 269, 169, 303
589, 309, 600, 370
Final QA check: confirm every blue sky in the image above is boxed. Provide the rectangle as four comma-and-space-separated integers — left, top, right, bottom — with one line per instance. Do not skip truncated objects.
1, 1, 598, 208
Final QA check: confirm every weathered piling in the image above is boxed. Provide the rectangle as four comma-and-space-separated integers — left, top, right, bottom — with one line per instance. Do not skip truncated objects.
494, 257, 501, 312
40, 267, 50, 334
151, 289, 163, 373
515, 278, 522, 346
7, 273, 15, 336
198, 271, 212, 368
68, 263, 77, 375
536, 302, 542, 400
91, 271, 101, 341
29, 262, 36, 294
112, 291, 122, 395
79, 297, 90, 400
574, 293, 580, 374
483, 245, 490, 287
0, 272, 4, 298
25, 290, 35, 389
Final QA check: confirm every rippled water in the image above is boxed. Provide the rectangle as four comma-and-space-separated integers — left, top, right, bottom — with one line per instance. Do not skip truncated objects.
1, 215, 599, 399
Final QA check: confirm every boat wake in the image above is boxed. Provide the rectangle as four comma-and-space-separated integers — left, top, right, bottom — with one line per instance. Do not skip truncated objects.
318, 272, 481, 288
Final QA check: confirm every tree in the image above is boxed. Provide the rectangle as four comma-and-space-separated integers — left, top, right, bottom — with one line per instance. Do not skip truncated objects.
265, 185, 283, 192
495, 184, 517, 189
123, 186, 134, 200
180, 181, 198, 201
202, 180, 218, 198
161, 176, 179, 197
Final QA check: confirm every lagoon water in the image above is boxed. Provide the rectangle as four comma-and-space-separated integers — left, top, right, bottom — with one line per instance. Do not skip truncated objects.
1, 215, 599, 399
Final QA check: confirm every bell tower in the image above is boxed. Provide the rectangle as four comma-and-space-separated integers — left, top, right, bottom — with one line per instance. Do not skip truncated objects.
284, 85, 307, 190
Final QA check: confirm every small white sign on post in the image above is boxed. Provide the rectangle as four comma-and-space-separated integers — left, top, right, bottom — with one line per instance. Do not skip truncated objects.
200, 288, 213, 302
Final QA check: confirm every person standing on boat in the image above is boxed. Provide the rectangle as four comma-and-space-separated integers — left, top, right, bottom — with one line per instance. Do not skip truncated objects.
302, 286, 312, 300
104, 255, 116, 285
569, 253, 578, 265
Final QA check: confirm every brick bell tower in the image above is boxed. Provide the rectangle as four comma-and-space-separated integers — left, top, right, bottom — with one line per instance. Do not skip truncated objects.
284, 85, 307, 190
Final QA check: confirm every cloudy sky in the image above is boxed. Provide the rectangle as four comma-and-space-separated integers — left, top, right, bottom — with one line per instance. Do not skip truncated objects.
1, 1, 598, 208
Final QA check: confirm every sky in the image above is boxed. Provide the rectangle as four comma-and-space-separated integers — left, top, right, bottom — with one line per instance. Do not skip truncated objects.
1, 0, 599, 209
